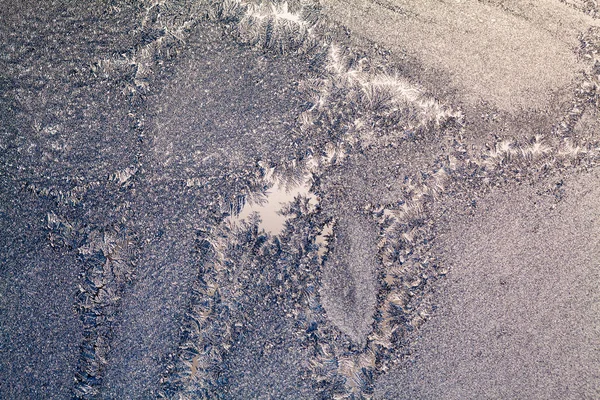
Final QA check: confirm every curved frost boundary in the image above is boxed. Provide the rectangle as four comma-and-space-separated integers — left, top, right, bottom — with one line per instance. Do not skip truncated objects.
300, 186, 447, 399
290, 44, 462, 397
299, 44, 462, 151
